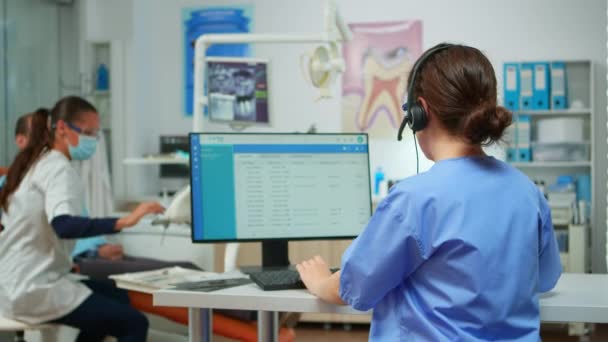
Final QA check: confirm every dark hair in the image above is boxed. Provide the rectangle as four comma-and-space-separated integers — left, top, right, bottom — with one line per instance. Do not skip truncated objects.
14, 113, 33, 138
0, 96, 97, 211
408, 43, 512, 145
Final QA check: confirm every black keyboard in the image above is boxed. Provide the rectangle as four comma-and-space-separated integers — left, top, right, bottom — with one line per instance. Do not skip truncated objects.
249, 268, 339, 291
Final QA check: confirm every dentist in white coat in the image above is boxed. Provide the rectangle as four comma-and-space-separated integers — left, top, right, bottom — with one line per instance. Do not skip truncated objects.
0, 97, 163, 342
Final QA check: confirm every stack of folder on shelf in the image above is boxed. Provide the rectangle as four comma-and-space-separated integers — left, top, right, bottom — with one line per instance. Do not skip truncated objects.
503, 61, 569, 163
505, 115, 530, 162
503, 61, 567, 112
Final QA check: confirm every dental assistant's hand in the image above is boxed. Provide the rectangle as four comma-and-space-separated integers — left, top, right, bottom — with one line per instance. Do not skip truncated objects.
296, 256, 345, 305
115, 202, 165, 231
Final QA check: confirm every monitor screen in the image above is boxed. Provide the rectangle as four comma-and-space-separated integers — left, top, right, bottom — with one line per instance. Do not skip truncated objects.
207, 57, 270, 125
190, 133, 371, 242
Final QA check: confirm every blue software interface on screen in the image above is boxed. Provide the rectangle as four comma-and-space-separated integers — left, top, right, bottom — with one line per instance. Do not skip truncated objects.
190, 134, 371, 241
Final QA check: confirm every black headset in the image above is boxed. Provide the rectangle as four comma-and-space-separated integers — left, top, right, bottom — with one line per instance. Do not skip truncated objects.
397, 43, 455, 140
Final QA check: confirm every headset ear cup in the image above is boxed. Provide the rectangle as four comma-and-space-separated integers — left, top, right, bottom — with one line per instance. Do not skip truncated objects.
408, 103, 428, 132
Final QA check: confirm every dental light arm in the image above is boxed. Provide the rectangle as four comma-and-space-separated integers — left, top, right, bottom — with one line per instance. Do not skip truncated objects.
152, 186, 191, 226
152, 185, 240, 272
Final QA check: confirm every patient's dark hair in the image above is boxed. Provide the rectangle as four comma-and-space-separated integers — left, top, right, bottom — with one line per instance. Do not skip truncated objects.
0, 96, 97, 211
408, 43, 512, 145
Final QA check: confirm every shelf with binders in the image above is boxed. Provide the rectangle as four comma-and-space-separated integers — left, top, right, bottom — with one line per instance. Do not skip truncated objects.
503, 60, 593, 167
503, 60, 592, 114
504, 121, 592, 168
502, 60, 594, 278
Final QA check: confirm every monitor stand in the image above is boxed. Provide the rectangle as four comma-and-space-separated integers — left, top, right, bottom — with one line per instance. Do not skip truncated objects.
262, 240, 290, 268
240, 240, 291, 274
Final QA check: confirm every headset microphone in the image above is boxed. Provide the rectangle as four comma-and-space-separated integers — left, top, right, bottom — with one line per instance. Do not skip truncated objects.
397, 103, 410, 141
397, 43, 456, 173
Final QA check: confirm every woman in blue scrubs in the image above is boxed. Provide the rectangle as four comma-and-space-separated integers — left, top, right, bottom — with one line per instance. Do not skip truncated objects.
297, 44, 561, 341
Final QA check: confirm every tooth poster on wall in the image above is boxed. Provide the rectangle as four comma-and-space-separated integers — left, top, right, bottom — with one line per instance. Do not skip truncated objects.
182, 5, 254, 116
341, 21, 422, 138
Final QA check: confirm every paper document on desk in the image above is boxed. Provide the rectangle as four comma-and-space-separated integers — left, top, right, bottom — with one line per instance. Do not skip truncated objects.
110, 267, 220, 293
172, 277, 252, 292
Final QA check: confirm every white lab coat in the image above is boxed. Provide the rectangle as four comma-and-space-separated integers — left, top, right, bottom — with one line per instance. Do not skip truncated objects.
0, 150, 91, 324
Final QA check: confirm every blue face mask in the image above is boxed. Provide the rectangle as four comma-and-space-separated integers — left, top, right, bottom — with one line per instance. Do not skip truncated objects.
68, 134, 98, 160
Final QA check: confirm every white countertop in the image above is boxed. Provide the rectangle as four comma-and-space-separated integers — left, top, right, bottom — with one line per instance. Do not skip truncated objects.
539, 273, 608, 323
154, 282, 367, 315
154, 273, 608, 323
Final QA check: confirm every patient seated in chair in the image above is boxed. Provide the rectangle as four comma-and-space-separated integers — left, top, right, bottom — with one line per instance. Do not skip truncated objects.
73, 237, 201, 279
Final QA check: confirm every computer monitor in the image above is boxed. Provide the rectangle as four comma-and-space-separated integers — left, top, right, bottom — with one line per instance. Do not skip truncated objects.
190, 133, 371, 268
207, 57, 270, 125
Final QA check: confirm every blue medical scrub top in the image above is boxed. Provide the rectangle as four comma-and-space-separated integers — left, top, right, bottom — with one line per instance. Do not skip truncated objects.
340, 156, 561, 341
72, 236, 107, 258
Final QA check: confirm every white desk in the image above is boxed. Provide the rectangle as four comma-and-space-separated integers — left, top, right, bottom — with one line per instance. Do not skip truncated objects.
153, 273, 608, 342
540, 273, 608, 323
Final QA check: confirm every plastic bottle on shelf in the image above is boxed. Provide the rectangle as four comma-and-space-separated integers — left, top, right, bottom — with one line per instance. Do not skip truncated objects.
572, 201, 580, 224
96, 64, 109, 91
539, 181, 546, 197
578, 200, 588, 225
533, 180, 546, 197
374, 167, 385, 196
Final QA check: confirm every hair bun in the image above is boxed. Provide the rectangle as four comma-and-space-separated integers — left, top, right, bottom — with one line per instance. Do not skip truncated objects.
462, 102, 512, 145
